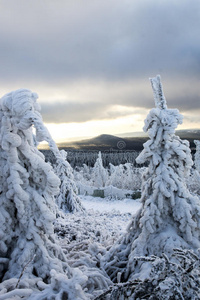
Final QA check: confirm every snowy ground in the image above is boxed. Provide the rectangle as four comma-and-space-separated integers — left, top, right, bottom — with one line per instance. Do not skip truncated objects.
55, 195, 141, 255
80, 195, 141, 214
53, 195, 142, 298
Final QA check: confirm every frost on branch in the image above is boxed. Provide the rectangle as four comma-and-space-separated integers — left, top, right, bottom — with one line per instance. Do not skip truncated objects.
98, 249, 200, 299
0, 89, 87, 299
103, 75, 200, 282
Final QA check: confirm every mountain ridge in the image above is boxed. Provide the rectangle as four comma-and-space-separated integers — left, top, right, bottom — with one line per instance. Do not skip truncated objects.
49, 129, 200, 151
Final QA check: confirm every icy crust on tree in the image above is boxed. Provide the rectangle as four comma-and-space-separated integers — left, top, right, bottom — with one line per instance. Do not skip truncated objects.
54, 150, 84, 213
103, 75, 200, 282
0, 89, 88, 299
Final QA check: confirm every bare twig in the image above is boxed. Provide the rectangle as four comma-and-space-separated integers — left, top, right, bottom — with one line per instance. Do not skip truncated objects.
15, 254, 36, 288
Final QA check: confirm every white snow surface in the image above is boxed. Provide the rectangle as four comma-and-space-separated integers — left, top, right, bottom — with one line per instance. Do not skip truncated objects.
80, 195, 141, 214
53, 196, 141, 298
55, 196, 141, 246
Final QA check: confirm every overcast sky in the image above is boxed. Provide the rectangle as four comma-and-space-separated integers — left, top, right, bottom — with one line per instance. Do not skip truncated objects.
0, 0, 200, 141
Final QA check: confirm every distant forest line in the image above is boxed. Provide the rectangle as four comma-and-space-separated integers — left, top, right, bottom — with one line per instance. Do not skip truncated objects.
40, 149, 144, 168
39, 129, 199, 167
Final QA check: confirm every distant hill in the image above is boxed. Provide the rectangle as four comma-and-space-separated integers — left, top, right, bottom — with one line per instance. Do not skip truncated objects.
57, 134, 148, 151
55, 129, 200, 151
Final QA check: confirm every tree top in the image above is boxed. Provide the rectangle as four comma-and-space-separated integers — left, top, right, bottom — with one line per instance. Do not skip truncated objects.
150, 75, 167, 110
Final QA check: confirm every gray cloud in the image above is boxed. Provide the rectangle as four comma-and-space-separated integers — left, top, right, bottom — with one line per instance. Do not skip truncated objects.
40, 101, 136, 123
40, 102, 110, 123
0, 0, 200, 127
0, 0, 200, 82
40, 90, 200, 125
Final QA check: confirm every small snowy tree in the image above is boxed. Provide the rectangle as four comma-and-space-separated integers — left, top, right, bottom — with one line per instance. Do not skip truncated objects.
54, 149, 84, 213
103, 75, 200, 282
107, 164, 125, 189
0, 89, 87, 299
123, 163, 143, 191
31, 102, 84, 215
123, 163, 133, 190
92, 151, 108, 188
74, 164, 92, 186
107, 163, 143, 191
107, 163, 116, 184
82, 163, 92, 182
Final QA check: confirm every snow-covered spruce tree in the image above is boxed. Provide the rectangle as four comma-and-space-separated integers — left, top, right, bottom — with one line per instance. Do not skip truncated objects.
0, 89, 87, 299
31, 99, 84, 215
54, 149, 84, 213
92, 151, 108, 188
103, 75, 200, 283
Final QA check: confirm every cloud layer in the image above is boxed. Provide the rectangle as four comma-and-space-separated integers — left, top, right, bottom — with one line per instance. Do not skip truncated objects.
0, 0, 199, 128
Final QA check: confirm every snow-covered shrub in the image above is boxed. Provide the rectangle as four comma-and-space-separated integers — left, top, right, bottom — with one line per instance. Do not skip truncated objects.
98, 248, 200, 299
0, 89, 88, 299
103, 75, 200, 282
54, 150, 85, 213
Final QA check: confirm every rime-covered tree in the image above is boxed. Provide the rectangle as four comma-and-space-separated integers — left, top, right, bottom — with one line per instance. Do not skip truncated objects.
82, 163, 92, 182
74, 164, 92, 186
123, 163, 143, 191
54, 149, 84, 213
103, 75, 200, 282
107, 164, 124, 189
92, 151, 108, 188
0, 89, 87, 299
31, 101, 84, 214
